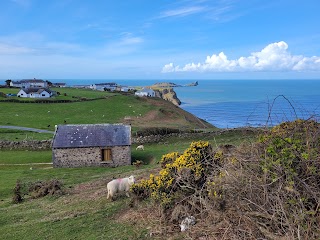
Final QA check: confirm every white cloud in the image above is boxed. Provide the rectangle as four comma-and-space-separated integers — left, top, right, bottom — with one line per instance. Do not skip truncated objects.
159, 6, 205, 18
0, 43, 33, 54
162, 41, 320, 73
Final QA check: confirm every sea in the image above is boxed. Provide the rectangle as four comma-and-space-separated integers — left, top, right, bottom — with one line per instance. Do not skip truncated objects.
8, 79, 320, 128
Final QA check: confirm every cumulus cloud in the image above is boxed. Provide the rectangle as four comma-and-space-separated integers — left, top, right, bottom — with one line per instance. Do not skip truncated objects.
162, 41, 320, 73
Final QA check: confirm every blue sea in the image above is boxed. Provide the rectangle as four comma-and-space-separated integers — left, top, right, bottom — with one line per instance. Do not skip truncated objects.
49, 79, 320, 128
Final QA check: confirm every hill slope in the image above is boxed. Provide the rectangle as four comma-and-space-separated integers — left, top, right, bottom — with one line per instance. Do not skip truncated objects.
0, 91, 214, 133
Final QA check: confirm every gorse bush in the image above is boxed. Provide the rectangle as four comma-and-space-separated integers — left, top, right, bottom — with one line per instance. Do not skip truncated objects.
260, 119, 320, 184
131, 141, 225, 210
257, 119, 320, 238
132, 120, 320, 239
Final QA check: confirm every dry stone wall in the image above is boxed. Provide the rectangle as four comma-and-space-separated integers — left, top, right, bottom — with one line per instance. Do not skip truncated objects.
0, 128, 264, 149
0, 140, 51, 150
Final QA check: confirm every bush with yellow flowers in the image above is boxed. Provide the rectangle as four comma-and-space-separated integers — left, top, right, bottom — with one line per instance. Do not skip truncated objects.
131, 141, 226, 210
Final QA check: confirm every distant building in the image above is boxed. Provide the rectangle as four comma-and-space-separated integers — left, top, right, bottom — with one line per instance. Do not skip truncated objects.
53, 83, 66, 88
17, 88, 55, 98
52, 124, 131, 168
117, 86, 135, 92
10, 79, 48, 88
135, 87, 155, 97
90, 82, 118, 91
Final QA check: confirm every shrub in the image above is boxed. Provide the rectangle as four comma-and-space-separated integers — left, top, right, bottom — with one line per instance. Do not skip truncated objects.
12, 180, 24, 204
28, 179, 64, 199
258, 119, 320, 238
136, 127, 181, 136
131, 141, 219, 210
131, 120, 320, 239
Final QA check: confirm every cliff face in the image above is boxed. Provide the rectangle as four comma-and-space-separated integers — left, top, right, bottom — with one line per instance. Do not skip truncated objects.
154, 88, 181, 106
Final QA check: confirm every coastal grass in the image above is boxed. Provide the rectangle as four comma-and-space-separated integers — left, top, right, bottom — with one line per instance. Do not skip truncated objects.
0, 129, 259, 239
0, 95, 154, 131
0, 87, 115, 99
0, 129, 53, 141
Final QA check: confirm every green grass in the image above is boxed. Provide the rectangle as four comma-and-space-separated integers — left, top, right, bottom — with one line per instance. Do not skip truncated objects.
0, 87, 116, 100
0, 87, 256, 239
0, 129, 53, 141
0, 95, 153, 131
0, 129, 258, 239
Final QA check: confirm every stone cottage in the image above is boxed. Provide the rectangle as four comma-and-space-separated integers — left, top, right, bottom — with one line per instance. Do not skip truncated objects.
52, 124, 131, 168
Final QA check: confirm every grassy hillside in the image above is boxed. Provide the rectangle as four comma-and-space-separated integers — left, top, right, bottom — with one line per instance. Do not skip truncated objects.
0, 129, 258, 240
0, 87, 214, 134
0, 87, 237, 239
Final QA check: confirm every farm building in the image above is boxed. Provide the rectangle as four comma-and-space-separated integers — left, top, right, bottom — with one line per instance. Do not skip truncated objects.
134, 87, 155, 97
17, 88, 55, 98
52, 124, 131, 168
90, 82, 118, 91
10, 79, 48, 88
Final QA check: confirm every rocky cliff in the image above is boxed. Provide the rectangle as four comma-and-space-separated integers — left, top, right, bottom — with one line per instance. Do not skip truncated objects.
154, 88, 181, 106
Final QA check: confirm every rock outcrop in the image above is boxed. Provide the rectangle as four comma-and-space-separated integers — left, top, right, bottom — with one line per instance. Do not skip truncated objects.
154, 88, 181, 106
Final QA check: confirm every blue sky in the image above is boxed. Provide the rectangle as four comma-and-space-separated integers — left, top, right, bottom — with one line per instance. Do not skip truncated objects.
1, 0, 320, 80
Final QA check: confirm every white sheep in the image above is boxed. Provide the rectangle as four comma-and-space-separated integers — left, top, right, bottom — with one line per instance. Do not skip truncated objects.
107, 175, 136, 200
136, 145, 144, 150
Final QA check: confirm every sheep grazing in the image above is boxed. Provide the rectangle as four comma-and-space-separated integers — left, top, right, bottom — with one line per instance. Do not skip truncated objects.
136, 145, 144, 150
107, 175, 136, 200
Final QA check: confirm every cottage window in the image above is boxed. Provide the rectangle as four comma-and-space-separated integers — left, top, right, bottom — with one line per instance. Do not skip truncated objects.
102, 148, 112, 161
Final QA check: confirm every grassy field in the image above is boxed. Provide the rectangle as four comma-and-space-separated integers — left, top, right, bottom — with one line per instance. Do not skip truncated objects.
0, 129, 258, 239
0, 87, 115, 99
0, 87, 253, 239
0, 128, 53, 141
0, 87, 212, 133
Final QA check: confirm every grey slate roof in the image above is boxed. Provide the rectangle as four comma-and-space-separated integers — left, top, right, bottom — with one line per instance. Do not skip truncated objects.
52, 124, 131, 148
21, 88, 52, 94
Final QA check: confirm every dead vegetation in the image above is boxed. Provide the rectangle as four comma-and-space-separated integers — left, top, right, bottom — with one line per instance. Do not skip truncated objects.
130, 119, 320, 239
13, 179, 64, 203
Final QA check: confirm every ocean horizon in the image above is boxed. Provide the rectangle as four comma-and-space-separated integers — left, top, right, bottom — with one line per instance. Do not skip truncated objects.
58, 79, 320, 128
2, 79, 320, 128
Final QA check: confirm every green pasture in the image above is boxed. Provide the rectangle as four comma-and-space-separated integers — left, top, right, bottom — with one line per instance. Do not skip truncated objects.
0, 129, 53, 141
0, 95, 154, 131
0, 129, 258, 239
0, 87, 116, 99
0, 86, 258, 239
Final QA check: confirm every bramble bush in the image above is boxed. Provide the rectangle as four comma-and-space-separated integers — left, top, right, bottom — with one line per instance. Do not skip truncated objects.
257, 119, 320, 238
131, 120, 320, 239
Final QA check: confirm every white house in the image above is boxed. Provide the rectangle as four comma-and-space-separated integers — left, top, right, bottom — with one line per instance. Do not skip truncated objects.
90, 83, 118, 91
17, 88, 55, 98
10, 79, 48, 88
117, 86, 135, 92
134, 87, 155, 97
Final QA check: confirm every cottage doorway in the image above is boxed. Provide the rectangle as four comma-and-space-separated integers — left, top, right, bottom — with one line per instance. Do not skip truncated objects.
102, 148, 112, 161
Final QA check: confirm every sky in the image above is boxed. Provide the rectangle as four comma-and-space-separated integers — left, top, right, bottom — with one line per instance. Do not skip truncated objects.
1, 0, 320, 80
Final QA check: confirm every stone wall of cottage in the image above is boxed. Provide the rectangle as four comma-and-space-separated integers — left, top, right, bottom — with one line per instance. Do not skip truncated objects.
52, 146, 131, 168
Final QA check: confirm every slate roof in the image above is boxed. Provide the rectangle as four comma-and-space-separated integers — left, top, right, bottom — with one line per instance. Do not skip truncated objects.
95, 82, 117, 86
13, 79, 46, 84
52, 124, 131, 148
21, 88, 52, 94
